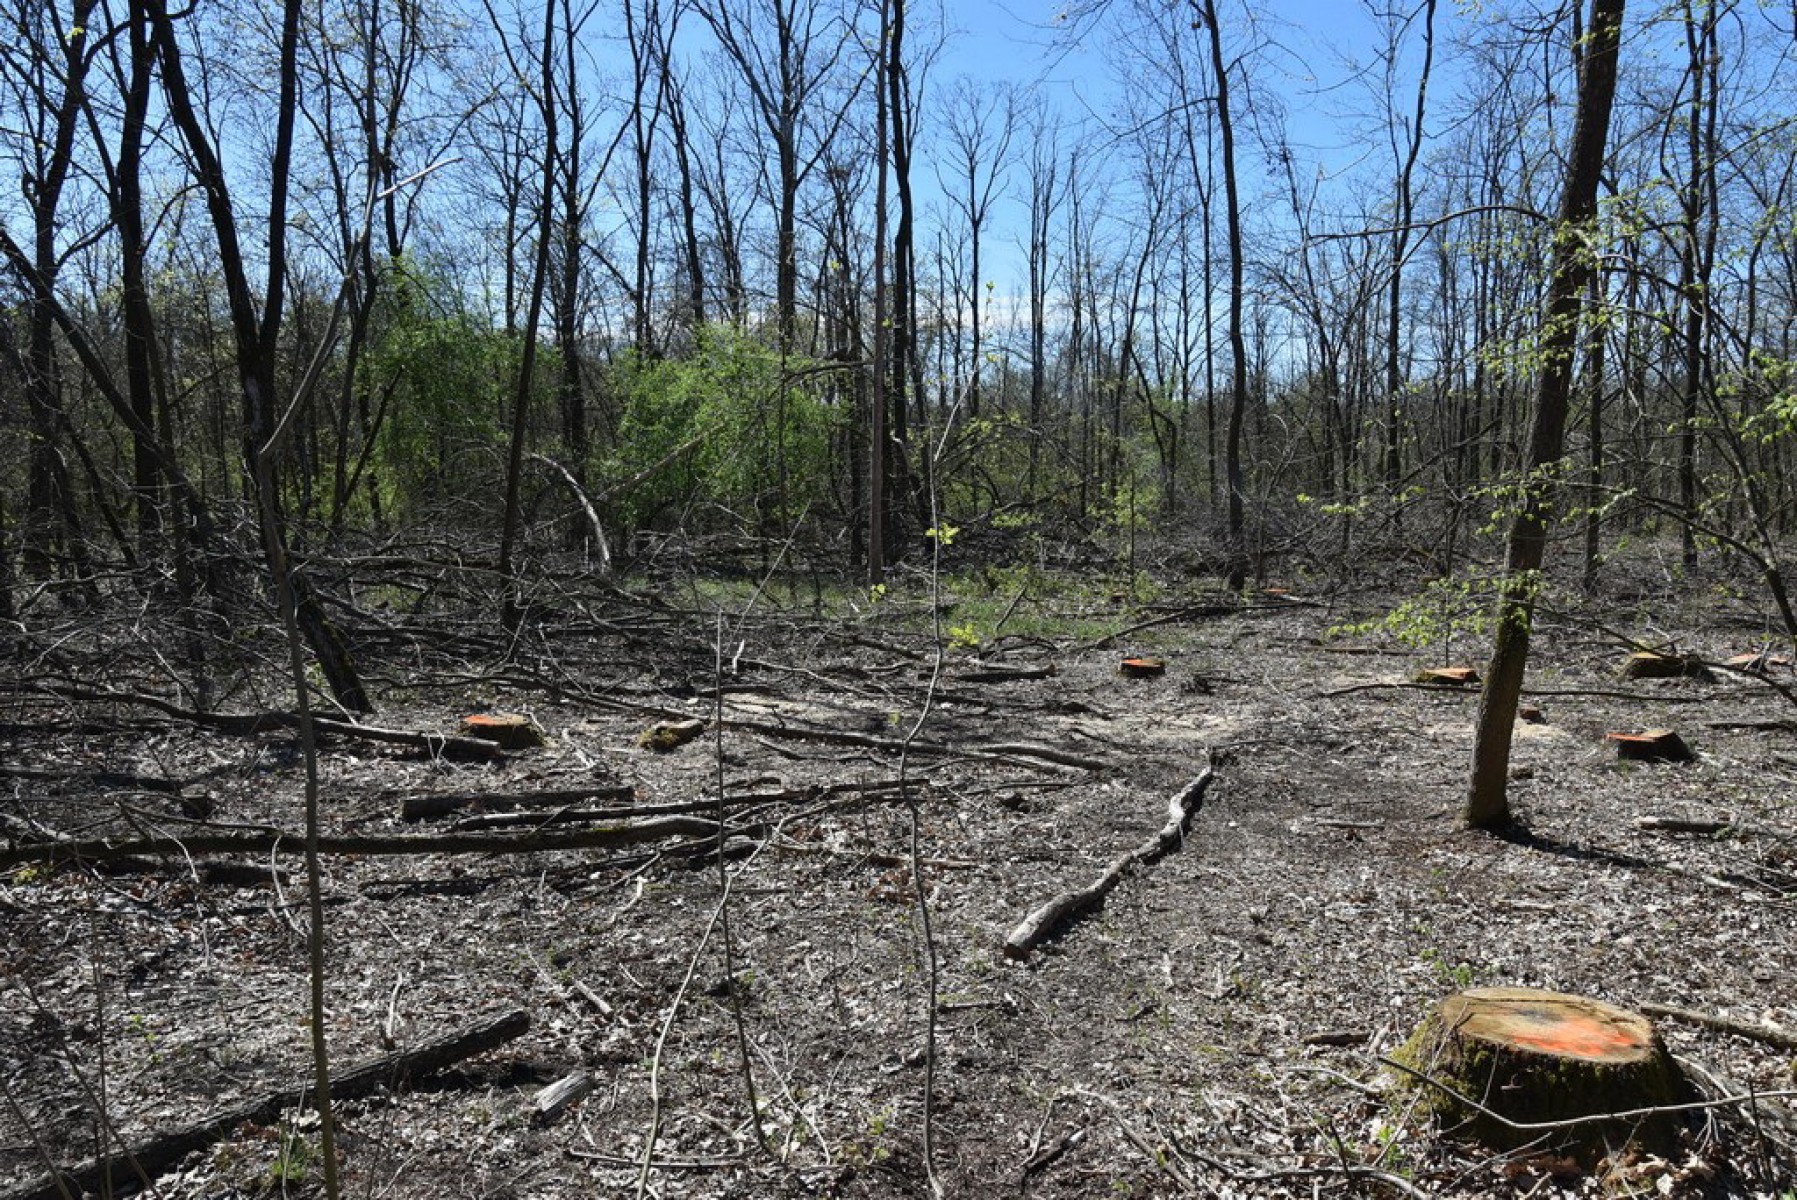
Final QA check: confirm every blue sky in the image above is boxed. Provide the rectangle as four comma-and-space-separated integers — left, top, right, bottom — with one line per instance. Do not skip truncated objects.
916, 0, 1447, 282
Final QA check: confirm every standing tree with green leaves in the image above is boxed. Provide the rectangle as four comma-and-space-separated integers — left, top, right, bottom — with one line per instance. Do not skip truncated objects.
1466, 0, 1625, 831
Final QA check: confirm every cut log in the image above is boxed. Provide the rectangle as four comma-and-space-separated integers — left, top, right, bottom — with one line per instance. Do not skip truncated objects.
1003, 761, 1214, 960
1607, 728, 1694, 763
1392, 988, 1684, 1156
534, 1070, 595, 1126
461, 712, 547, 750
4, 1008, 530, 1200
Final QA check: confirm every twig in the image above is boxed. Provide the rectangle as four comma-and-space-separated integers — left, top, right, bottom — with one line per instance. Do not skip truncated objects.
712, 612, 767, 1156
636, 896, 728, 1199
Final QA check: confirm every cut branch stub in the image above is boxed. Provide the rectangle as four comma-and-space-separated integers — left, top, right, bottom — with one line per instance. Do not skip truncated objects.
460, 712, 546, 750
1393, 987, 1685, 1157
1607, 728, 1694, 764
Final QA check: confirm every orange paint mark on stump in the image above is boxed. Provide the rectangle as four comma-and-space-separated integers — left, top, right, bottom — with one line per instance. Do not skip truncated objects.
1449, 989, 1658, 1064
1501, 1010, 1643, 1060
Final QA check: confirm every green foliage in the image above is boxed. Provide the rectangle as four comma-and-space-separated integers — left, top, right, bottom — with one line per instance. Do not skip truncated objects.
264, 1126, 315, 1190
946, 620, 981, 650
604, 326, 837, 532
365, 260, 536, 516
1331, 572, 1496, 661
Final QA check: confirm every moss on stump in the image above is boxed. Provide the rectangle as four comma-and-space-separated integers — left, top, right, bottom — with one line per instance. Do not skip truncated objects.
1394, 987, 1685, 1157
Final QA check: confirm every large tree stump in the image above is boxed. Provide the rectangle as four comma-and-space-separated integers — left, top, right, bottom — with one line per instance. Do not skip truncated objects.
1393, 987, 1685, 1156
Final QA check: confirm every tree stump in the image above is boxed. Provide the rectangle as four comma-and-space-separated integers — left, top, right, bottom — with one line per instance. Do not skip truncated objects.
459, 712, 546, 750
1606, 728, 1694, 764
1394, 987, 1685, 1157
1621, 651, 1713, 682
1415, 666, 1480, 687
1119, 657, 1166, 679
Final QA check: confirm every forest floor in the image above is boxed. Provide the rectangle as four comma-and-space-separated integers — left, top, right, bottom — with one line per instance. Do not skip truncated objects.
3, 542, 1796, 1200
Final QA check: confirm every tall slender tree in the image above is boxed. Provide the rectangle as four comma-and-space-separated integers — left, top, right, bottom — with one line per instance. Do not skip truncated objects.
1466, 0, 1625, 830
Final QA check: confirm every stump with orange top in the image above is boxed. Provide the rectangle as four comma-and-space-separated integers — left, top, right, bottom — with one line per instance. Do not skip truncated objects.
1392, 987, 1686, 1158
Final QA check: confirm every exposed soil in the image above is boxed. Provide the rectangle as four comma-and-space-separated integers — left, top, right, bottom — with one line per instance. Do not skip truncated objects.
3, 551, 1796, 1199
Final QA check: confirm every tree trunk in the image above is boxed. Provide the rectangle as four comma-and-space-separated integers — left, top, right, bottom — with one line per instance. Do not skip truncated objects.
1466, 0, 1624, 830
497, 0, 562, 636
1198, 0, 1249, 590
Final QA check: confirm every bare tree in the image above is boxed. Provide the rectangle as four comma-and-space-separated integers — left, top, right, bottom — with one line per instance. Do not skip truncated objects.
938, 80, 1016, 421
694, 0, 863, 352
144, 0, 371, 714
1194, 0, 1251, 590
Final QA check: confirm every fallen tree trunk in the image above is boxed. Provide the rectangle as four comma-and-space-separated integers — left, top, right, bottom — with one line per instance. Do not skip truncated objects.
31, 684, 507, 760
719, 716, 1108, 771
401, 784, 637, 821
1004, 758, 1215, 960
4, 1008, 530, 1200
0, 815, 743, 870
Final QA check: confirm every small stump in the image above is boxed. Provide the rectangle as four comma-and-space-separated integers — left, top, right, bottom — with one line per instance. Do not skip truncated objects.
1415, 666, 1480, 687
1395, 987, 1684, 1157
1119, 657, 1166, 679
460, 712, 546, 750
1607, 728, 1694, 764
1622, 651, 1713, 682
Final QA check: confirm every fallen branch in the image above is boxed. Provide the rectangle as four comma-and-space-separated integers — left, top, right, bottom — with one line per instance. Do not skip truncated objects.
974, 742, 1110, 771
1634, 815, 1735, 835
1639, 1002, 1797, 1052
1380, 1054, 1797, 1130
400, 785, 636, 821
1077, 605, 1234, 652
1004, 759, 1215, 960
952, 661, 1057, 684
4, 1008, 530, 1200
